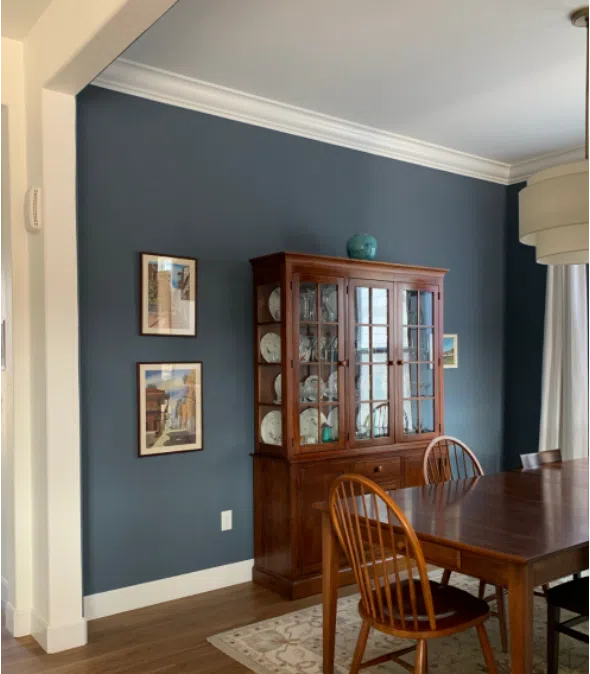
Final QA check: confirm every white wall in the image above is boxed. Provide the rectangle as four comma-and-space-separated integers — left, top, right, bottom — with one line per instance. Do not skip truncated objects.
1, 37, 34, 638
1, 0, 177, 652
0, 105, 13, 610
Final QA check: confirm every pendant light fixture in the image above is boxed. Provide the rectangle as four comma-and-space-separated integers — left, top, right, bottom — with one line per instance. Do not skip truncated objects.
519, 7, 589, 265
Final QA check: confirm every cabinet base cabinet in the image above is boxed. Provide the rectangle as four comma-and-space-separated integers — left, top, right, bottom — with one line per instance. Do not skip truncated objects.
252, 566, 359, 601
252, 448, 426, 599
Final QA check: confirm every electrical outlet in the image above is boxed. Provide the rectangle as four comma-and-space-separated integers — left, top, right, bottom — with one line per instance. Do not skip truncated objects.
221, 510, 232, 531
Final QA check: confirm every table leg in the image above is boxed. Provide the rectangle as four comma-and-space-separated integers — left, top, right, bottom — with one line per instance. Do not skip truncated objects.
508, 565, 534, 674
322, 510, 339, 674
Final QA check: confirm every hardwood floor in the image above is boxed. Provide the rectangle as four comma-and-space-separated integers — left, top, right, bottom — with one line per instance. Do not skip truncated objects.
2, 581, 359, 673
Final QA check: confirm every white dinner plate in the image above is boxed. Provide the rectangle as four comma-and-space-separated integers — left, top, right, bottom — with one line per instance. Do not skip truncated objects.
302, 375, 326, 402
261, 410, 282, 445
274, 373, 282, 402
268, 287, 281, 321
260, 332, 281, 363
299, 408, 328, 444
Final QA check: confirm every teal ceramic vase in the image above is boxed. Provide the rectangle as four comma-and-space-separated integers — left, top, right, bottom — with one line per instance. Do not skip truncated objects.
346, 233, 378, 260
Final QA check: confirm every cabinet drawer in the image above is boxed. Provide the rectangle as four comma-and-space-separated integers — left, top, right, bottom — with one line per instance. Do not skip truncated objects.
352, 457, 402, 488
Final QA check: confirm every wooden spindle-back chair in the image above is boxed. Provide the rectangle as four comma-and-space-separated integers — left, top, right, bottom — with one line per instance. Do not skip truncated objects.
422, 436, 508, 652
329, 474, 498, 674
423, 435, 483, 484
520, 448, 562, 470
546, 576, 589, 674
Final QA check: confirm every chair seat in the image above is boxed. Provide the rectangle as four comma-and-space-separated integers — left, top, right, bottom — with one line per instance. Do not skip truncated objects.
547, 578, 589, 616
361, 579, 490, 634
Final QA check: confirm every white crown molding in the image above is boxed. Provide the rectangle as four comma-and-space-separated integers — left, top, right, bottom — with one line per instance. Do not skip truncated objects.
93, 58, 584, 186
507, 146, 586, 184
94, 59, 512, 184
83, 558, 254, 621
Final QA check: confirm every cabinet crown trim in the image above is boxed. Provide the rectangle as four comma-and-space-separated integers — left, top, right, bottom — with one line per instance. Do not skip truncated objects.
250, 251, 448, 276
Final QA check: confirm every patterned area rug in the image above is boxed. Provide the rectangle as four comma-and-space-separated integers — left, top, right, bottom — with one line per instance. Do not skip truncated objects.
208, 573, 588, 673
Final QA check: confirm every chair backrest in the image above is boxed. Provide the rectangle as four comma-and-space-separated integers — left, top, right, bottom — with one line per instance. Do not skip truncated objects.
423, 435, 484, 484
329, 474, 436, 631
520, 449, 562, 470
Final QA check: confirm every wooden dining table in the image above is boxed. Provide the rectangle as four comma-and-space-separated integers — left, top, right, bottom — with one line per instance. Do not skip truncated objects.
315, 458, 589, 674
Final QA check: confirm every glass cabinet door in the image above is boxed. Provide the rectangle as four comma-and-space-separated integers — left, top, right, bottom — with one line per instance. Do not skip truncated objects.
349, 281, 394, 445
397, 284, 440, 440
295, 276, 345, 451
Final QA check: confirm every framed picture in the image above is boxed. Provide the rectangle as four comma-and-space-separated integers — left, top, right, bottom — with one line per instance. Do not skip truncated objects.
140, 252, 197, 336
138, 362, 203, 457
443, 334, 458, 368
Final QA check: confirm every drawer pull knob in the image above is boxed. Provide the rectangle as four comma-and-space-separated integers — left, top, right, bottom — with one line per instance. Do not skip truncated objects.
374, 465, 384, 473
338, 360, 349, 367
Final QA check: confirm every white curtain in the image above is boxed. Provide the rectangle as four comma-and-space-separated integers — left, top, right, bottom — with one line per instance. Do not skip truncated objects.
539, 265, 589, 459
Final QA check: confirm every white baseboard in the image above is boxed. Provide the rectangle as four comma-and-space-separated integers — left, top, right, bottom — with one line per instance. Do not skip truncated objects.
30, 609, 87, 654
4, 602, 32, 637
83, 558, 254, 621
3, 576, 33, 638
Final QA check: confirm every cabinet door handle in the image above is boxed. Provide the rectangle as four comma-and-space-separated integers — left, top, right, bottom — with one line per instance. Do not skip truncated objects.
374, 465, 384, 473
388, 360, 395, 366
338, 360, 349, 367
396, 360, 403, 366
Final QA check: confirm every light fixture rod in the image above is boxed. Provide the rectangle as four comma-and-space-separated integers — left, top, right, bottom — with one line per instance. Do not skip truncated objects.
570, 7, 589, 158
586, 14, 590, 159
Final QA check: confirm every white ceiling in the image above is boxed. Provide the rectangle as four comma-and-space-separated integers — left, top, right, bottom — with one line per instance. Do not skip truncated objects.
1, 0, 52, 39
121, 0, 587, 164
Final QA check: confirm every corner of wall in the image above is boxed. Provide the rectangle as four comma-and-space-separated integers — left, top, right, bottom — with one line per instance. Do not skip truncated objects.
502, 181, 547, 470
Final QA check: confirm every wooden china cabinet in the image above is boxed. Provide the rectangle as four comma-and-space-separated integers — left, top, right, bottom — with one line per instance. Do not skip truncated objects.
250, 252, 447, 599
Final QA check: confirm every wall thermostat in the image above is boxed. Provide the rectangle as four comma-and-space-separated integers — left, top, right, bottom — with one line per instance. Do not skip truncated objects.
25, 186, 42, 233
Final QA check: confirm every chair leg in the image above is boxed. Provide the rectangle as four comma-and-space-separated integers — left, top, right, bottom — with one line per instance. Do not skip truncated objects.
350, 619, 370, 674
495, 585, 508, 652
547, 604, 560, 674
475, 623, 498, 674
441, 569, 452, 586
478, 580, 486, 599
414, 640, 427, 674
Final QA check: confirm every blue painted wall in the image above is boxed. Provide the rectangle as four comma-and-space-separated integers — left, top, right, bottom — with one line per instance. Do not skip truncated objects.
77, 86, 507, 595
502, 183, 547, 469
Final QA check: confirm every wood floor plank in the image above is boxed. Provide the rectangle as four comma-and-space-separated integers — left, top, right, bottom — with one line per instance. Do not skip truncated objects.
2, 581, 359, 673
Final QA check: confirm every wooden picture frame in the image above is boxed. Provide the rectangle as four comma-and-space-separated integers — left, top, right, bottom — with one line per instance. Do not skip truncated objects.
137, 362, 203, 457
443, 334, 458, 368
140, 252, 197, 336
